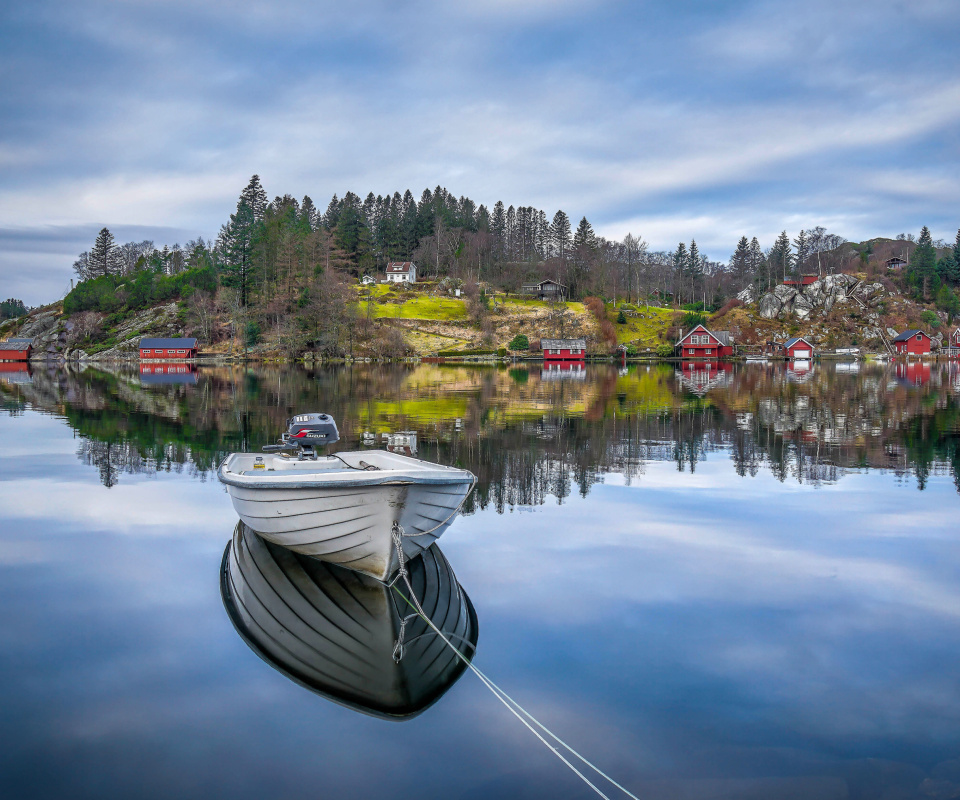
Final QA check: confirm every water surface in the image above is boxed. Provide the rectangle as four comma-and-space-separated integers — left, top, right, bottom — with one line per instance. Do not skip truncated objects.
1, 360, 959, 799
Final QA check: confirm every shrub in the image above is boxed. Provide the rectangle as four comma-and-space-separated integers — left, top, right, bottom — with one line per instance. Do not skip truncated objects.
245, 320, 261, 346
497, 347, 507, 357
655, 343, 675, 358
616, 309, 627, 324
711, 298, 743, 320
680, 311, 708, 328
508, 333, 530, 350
920, 309, 941, 329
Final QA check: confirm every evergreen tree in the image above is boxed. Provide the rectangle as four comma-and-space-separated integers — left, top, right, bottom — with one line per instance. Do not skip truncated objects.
688, 239, 703, 303
89, 228, 120, 277
748, 237, 766, 292
219, 182, 260, 307
673, 242, 688, 304
771, 230, 793, 283
573, 216, 596, 250
731, 236, 750, 286
323, 194, 341, 230
240, 175, 268, 222
910, 226, 939, 300
550, 210, 572, 283
792, 230, 809, 277
953, 228, 960, 272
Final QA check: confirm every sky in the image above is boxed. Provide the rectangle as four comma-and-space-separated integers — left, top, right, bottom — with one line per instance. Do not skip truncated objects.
2, 0, 959, 305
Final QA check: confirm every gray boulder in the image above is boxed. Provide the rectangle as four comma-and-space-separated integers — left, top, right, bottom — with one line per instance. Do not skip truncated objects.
737, 287, 756, 304
792, 295, 814, 319
773, 284, 798, 303
759, 293, 782, 319
887, 327, 898, 338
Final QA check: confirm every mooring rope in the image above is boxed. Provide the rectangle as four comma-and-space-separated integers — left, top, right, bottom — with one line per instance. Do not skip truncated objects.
388, 522, 639, 800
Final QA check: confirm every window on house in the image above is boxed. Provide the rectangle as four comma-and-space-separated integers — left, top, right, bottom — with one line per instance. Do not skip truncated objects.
916, 334, 922, 341
177, 350, 185, 354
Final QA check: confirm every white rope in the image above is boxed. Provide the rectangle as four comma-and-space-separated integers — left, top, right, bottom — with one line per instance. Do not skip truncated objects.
389, 535, 639, 800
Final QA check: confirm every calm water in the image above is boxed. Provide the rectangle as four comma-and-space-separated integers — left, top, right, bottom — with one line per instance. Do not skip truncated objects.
2, 360, 960, 799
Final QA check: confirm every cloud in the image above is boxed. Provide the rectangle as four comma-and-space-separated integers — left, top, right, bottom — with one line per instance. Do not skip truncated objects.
3, 0, 960, 302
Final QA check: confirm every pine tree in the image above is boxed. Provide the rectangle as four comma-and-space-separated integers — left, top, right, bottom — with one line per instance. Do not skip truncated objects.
731, 236, 750, 286
550, 210, 572, 283
673, 242, 688, 304
772, 230, 793, 283
688, 240, 703, 303
89, 228, 120, 277
323, 194, 341, 230
792, 230, 809, 278
240, 175, 268, 222
748, 237, 766, 292
573, 217, 596, 250
953, 228, 960, 271
911, 226, 939, 300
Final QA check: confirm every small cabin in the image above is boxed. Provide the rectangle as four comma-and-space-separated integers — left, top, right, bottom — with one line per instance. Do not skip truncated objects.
885, 256, 907, 270
139, 337, 198, 360
541, 337, 586, 361
950, 327, 960, 348
676, 324, 734, 359
784, 336, 815, 359
783, 275, 818, 287
763, 341, 786, 357
360, 275, 375, 285
892, 330, 931, 356
0, 339, 32, 361
385, 262, 417, 284
521, 279, 567, 302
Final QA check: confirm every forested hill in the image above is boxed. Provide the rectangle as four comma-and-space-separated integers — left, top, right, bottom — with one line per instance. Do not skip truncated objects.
6, 175, 960, 359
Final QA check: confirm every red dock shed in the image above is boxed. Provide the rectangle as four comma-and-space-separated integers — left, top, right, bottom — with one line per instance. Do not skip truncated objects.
784, 336, 815, 359
676, 324, 734, 359
542, 338, 586, 361
892, 330, 931, 356
0, 339, 32, 361
139, 337, 198, 360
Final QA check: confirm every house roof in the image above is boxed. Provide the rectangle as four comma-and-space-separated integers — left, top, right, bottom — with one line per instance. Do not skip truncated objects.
677, 325, 732, 346
541, 338, 586, 349
784, 337, 814, 349
886, 256, 907, 263
522, 279, 567, 289
892, 330, 927, 342
6, 337, 33, 345
139, 338, 198, 349
386, 262, 415, 273
0, 341, 30, 351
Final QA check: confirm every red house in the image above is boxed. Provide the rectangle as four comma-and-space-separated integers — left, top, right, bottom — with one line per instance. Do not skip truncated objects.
0, 339, 32, 361
892, 330, 931, 356
784, 336, 815, 359
139, 337, 198, 360
676, 324, 734, 359
542, 338, 586, 361
949, 327, 960, 354
784, 275, 818, 287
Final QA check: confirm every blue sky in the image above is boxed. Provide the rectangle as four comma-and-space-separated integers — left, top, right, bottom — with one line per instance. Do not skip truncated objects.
2, 0, 959, 304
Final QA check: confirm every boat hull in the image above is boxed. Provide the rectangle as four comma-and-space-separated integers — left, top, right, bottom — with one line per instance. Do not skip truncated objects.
225, 481, 471, 581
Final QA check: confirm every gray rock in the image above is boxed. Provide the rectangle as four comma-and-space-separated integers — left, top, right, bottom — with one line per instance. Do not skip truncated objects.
759, 293, 782, 319
736, 287, 756, 304
887, 327, 898, 338
824, 295, 836, 313
792, 295, 814, 319
773, 284, 798, 302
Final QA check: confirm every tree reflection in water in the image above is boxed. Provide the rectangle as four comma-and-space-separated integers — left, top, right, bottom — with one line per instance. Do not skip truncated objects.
2, 360, 959, 495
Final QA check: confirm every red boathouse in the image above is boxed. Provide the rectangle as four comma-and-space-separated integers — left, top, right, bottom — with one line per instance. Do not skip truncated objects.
0, 339, 32, 361
139, 337, 198, 360
676, 324, 734, 359
892, 330, 931, 356
784, 336, 815, 359
541, 338, 586, 361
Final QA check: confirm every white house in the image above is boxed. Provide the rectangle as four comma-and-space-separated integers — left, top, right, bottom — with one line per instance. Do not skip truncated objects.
360, 275, 375, 285
386, 261, 417, 284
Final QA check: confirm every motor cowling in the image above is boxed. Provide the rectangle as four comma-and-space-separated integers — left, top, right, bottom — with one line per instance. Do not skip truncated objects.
286, 413, 340, 447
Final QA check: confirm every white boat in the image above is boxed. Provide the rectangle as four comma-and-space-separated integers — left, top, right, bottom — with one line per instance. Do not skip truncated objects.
217, 414, 476, 582
221, 522, 478, 719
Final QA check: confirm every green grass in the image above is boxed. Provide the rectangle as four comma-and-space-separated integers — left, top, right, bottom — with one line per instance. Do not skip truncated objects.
608, 304, 676, 346
361, 295, 469, 321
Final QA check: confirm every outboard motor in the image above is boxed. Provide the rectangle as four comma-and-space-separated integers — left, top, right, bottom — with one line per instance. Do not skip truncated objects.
264, 413, 340, 459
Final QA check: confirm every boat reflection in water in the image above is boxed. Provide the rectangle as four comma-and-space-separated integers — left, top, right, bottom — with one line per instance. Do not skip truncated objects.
221, 522, 478, 719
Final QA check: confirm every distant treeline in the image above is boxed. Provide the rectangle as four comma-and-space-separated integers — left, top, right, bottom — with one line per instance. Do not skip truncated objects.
0, 298, 28, 321
62, 175, 960, 351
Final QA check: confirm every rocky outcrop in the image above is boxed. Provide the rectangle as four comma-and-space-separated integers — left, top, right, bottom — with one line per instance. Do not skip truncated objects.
737, 287, 757, 304
753, 274, 887, 321
759, 293, 782, 319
